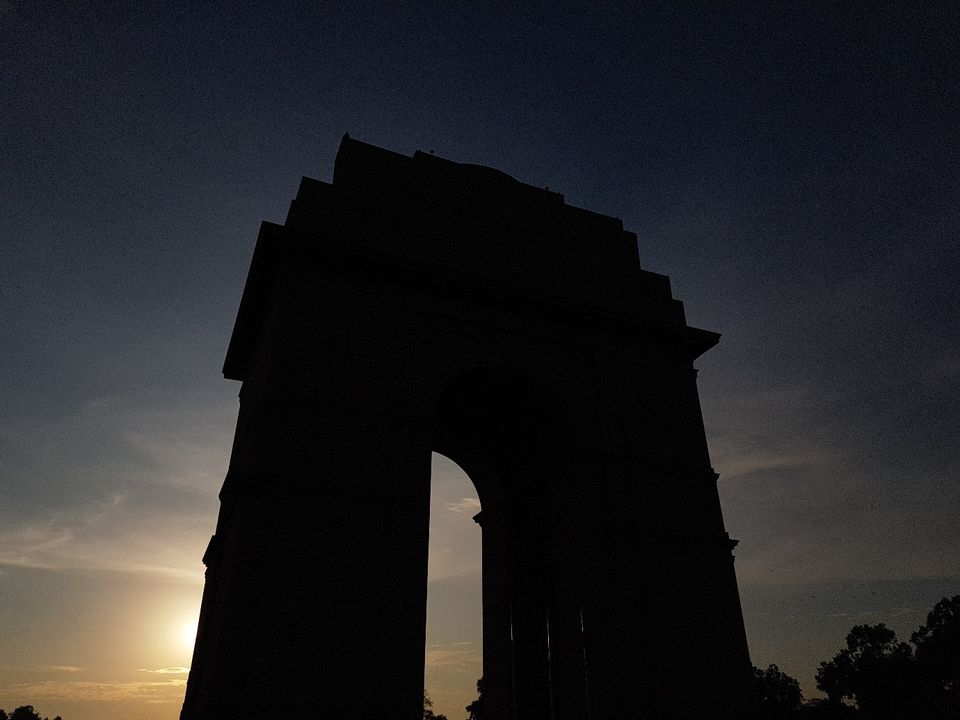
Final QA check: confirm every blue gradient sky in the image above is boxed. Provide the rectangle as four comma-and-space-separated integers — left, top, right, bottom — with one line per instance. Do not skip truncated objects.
2, 2, 958, 718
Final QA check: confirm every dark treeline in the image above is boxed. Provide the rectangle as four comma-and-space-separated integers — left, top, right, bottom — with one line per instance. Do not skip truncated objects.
436, 595, 958, 720
0, 707, 61, 720
754, 595, 959, 720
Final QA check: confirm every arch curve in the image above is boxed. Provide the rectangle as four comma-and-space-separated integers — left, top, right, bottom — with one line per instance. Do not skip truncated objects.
431, 365, 577, 511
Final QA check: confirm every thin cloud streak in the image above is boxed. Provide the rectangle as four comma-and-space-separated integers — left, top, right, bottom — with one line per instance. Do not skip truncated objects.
0, 495, 209, 582
0, 399, 231, 581
425, 642, 482, 670
444, 497, 480, 514
4, 678, 187, 702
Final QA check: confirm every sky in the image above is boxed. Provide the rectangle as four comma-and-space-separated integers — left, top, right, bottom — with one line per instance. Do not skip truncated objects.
1, 2, 958, 718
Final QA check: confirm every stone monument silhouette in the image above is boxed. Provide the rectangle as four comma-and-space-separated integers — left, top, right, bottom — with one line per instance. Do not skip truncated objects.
180, 135, 757, 719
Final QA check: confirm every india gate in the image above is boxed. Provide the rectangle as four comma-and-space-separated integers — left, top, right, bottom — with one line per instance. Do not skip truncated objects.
180, 136, 757, 719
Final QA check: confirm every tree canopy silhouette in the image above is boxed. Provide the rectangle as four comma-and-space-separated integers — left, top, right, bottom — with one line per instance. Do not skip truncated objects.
815, 623, 918, 719
752, 594, 960, 718
754, 663, 803, 719
422, 690, 447, 720
465, 677, 485, 720
911, 594, 960, 715
0, 707, 61, 720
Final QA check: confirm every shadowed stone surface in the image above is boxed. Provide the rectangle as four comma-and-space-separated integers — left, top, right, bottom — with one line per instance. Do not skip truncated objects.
180, 136, 758, 719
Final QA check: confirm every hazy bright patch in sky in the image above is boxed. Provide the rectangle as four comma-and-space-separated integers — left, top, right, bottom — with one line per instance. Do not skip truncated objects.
2, 2, 959, 718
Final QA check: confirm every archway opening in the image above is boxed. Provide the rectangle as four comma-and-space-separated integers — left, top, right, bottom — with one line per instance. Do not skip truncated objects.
425, 452, 483, 719
427, 366, 582, 720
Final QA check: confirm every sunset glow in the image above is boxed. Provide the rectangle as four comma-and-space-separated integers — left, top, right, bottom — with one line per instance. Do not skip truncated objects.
180, 618, 199, 651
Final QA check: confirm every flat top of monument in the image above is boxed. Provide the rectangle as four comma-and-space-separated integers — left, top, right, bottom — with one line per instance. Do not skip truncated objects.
331, 134, 625, 236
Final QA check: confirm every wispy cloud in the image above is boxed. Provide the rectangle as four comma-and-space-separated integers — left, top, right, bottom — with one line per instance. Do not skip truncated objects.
445, 497, 480, 514
4, 678, 186, 703
0, 399, 231, 581
711, 446, 829, 481
0, 491, 206, 581
47, 666, 82, 673
425, 642, 482, 669
137, 667, 190, 674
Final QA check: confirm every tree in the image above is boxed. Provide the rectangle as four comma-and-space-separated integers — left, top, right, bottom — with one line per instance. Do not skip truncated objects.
796, 698, 858, 718
0, 708, 59, 720
8, 708, 42, 720
815, 623, 918, 719
754, 664, 802, 719
465, 677, 486, 720
423, 690, 447, 720
911, 594, 960, 715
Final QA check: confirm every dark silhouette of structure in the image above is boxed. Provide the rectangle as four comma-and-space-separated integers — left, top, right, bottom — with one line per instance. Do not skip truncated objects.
180, 136, 757, 719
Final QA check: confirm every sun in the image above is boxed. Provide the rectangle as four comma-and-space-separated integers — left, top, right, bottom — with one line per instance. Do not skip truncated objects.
180, 617, 199, 650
